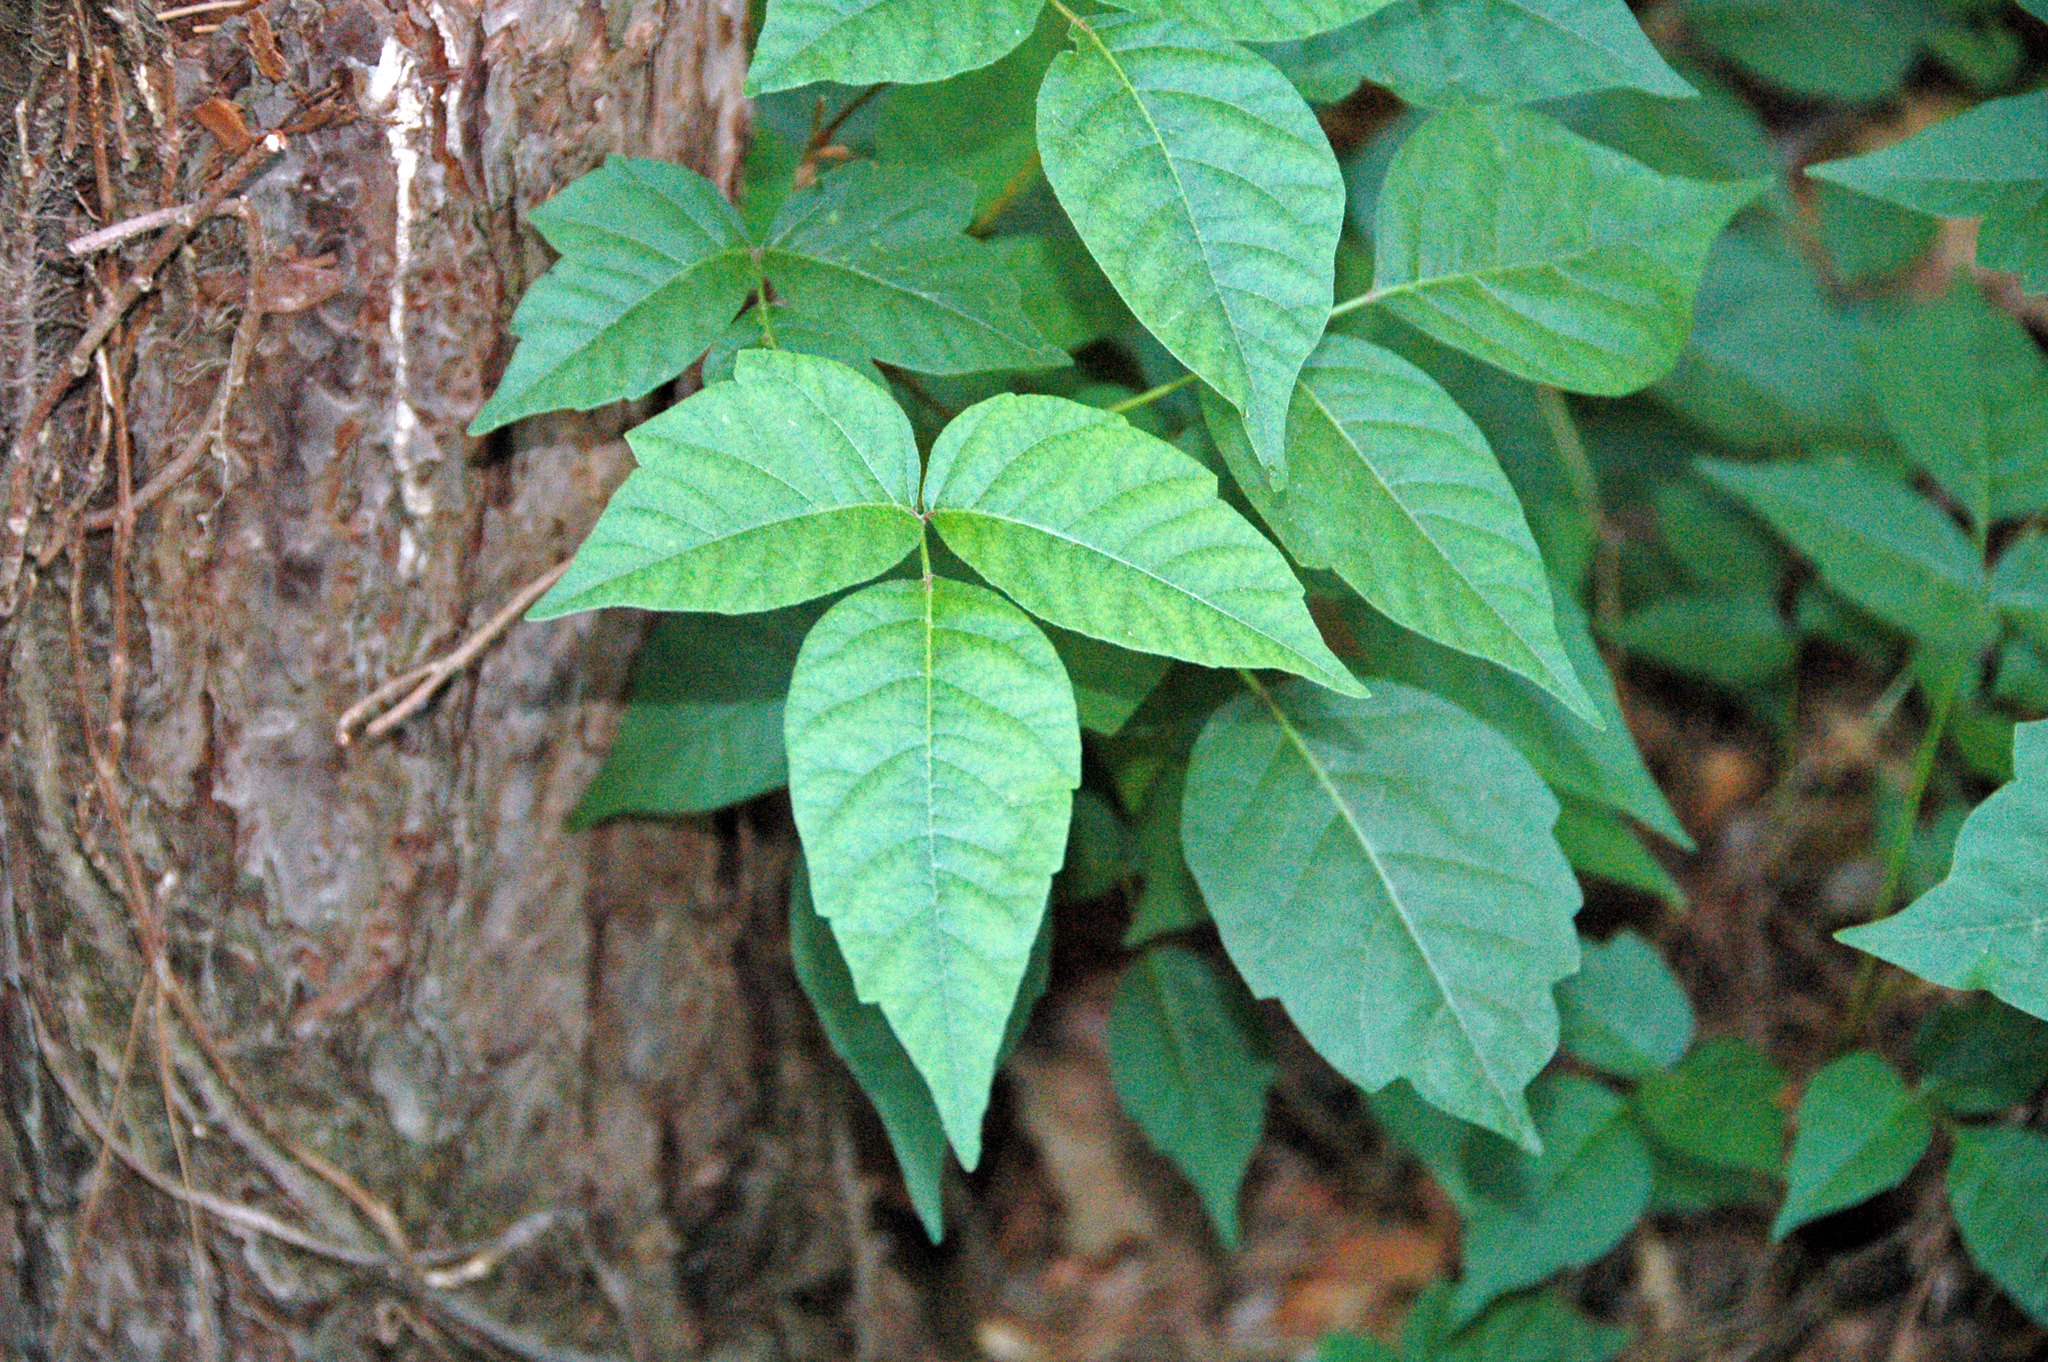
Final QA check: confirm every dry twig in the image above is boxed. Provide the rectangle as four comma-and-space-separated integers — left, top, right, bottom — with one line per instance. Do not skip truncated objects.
335, 558, 572, 746
0, 131, 284, 613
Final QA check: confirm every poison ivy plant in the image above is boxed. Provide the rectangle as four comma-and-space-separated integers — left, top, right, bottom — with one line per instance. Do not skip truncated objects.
1555, 931, 1694, 1081
1265, 0, 1694, 108
1107, 945, 1277, 1243
1809, 90, 2048, 292
1360, 107, 1761, 395
469, 0, 2048, 1328
1321, 1283, 1630, 1362
1037, 13, 1345, 474
1773, 1052, 1932, 1239
1698, 456, 1998, 656
1204, 333, 1597, 717
787, 865, 1052, 1240
1182, 680, 1582, 1146
1948, 1126, 2048, 1324
1842, 721, 2048, 1021
1450, 1074, 1653, 1320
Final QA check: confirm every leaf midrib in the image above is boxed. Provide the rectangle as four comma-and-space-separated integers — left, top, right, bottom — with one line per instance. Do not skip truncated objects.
1246, 679, 1524, 1122
762, 246, 1046, 356
1372, 238, 1666, 311
1063, 19, 1249, 399
933, 504, 1319, 674
567, 501, 916, 600
1298, 380, 1548, 675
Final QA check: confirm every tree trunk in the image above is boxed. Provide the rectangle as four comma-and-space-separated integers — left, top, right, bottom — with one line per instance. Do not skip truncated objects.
0, 4, 870, 1357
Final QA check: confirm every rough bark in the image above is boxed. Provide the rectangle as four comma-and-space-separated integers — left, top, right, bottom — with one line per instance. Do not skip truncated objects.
0, 4, 866, 1358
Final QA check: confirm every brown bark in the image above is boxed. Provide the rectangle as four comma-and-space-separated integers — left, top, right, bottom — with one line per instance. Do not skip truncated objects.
0, 4, 870, 1358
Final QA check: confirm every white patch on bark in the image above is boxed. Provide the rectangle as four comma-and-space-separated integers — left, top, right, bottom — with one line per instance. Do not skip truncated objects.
368, 34, 435, 539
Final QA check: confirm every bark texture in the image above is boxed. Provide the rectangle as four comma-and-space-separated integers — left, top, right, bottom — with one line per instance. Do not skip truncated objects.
0, 4, 866, 1357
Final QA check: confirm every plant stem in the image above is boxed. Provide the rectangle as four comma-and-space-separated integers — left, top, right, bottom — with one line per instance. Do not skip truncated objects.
969, 152, 1042, 236
1839, 660, 1963, 1040
806, 84, 883, 159
1107, 372, 1198, 414
1535, 385, 1618, 623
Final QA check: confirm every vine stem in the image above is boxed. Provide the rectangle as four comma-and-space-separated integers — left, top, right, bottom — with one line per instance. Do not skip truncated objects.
1107, 371, 1198, 414
1838, 660, 1963, 1041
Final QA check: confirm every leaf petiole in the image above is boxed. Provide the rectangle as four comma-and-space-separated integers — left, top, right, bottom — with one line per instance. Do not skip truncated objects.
1107, 371, 1198, 415
1328, 286, 1387, 321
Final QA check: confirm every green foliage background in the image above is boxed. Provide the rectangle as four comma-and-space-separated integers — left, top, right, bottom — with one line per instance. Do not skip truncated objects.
472, 0, 2048, 1352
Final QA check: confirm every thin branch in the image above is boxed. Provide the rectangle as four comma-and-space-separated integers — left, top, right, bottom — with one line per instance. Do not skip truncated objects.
79, 206, 264, 534
156, 0, 259, 19
31, 1005, 390, 1269
2, 132, 285, 612
336, 559, 572, 746
66, 200, 226, 257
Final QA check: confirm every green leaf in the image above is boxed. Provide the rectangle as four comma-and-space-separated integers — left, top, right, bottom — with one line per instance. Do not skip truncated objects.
1376, 1285, 1631, 1362
1367, 107, 1761, 396
1048, 628, 1173, 736
1654, 223, 1884, 450
1867, 289, 2048, 532
700, 298, 887, 389
1274, 0, 1692, 109
1816, 179, 1937, 284
875, 10, 1060, 216
1553, 799, 1686, 908
530, 351, 923, 619
1319, 1333, 1399, 1362
745, 0, 1043, 93
1548, 63, 1777, 183
1331, 308, 1604, 590
1125, 762, 1210, 945
1205, 334, 1596, 719
1654, 481, 1783, 600
1997, 636, 2048, 712
1107, 945, 1277, 1244
1607, 593, 1796, 690
996, 231, 1137, 352
1994, 534, 2048, 654
763, 163, 1069, 376
1646, 1141, 1775, 1214
1104, 0, 1401, 40
1452, 1074, 1654, 1321
1059, 789, 1135, 902
1808, 91, 2048, 293
469, 157, 754, 434
784, 577, 1081, 1166
1635, 1036, 1786, 1176
571, 605, 824, 825
1036, 13, 1344, 472
1338, 594, 1695, 849
1556, 930, 1694, 1080
1947, 1125, 2048, 1326
1913, 996, 2048, 1116
1687, 0, 1923, 101
1839, 721, 2048, 1021
1182, 678, 1582, 1146
1771, 1052, 1931, 1240
789, 865, 950, 1241
1697, 457, 1995, 655
790, 864, 1054, 1244
925, 394, 1362, 693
